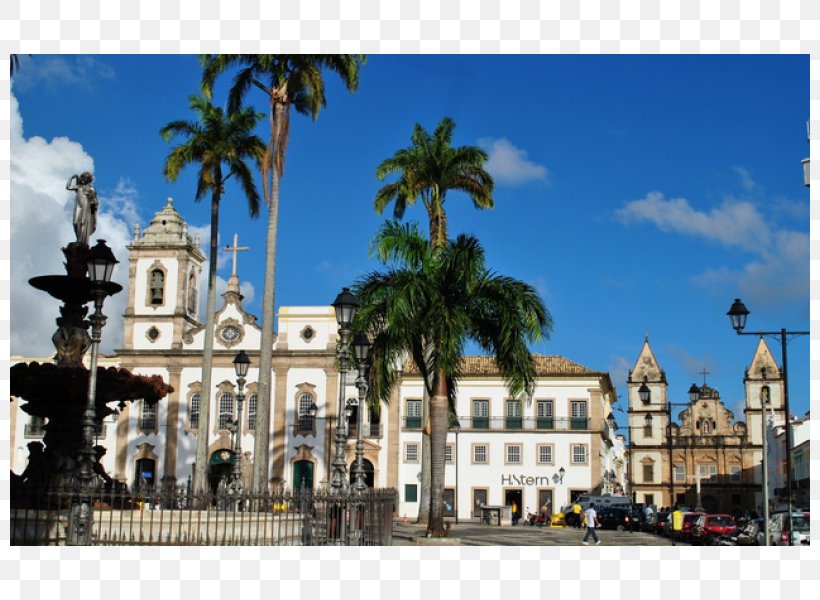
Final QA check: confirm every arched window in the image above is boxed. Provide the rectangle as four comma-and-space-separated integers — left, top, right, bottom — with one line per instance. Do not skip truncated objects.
150, 269, 164, 305
297, 392, 315, 434
218, 392, 234, 430
247, 393, 257, 431
190, 392, 200, 429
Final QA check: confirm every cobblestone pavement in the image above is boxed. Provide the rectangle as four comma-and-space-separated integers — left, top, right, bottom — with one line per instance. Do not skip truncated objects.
392, 521, 687, 546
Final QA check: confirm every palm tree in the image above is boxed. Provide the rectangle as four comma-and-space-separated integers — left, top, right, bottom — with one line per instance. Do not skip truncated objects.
200, 54, 365, 492
374, 117, 494, 250
354, 221, 553, 537
160, 95, 265, 493
373, 117, 494, 521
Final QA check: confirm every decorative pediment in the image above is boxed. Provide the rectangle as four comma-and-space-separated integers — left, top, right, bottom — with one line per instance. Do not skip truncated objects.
292, 444, 315, 462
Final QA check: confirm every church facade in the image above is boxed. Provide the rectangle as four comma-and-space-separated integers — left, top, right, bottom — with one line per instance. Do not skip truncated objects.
11, 198, 625, 519
626, 338, 783, 514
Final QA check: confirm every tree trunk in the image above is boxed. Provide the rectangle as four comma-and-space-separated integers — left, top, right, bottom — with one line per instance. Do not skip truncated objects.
193, 188, 221, 494
252, 99, 284, 493
416, 385, 431, 524
427, 368, 448, 537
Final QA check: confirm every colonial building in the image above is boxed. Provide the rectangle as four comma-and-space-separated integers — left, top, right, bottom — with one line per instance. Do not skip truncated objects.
10, 198, 625, 518
626, 337, 784, 514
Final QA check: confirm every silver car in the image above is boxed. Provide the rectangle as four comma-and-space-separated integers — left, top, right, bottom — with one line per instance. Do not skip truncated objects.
767, 511, 810, 546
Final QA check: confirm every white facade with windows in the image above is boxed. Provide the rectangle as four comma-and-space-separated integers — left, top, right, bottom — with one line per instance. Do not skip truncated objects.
11, 199, 624, 514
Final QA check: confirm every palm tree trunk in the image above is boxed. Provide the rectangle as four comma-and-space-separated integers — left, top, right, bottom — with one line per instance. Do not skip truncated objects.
252, 100, 284, 493
427, 368, 449, 536
193, 189, 221, 494
417, 385, 431, 524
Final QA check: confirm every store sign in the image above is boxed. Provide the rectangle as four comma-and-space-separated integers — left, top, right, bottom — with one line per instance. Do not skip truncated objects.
501, 474, 552, 486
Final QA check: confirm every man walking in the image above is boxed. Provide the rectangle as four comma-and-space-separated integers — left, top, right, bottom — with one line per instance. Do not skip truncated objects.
582, 502, 601, 545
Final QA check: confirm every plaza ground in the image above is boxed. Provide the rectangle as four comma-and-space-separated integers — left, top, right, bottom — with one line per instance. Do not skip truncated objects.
392, 521, 686, 546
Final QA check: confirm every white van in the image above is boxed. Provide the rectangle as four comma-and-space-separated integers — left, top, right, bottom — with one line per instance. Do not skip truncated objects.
768, 511, 810, 546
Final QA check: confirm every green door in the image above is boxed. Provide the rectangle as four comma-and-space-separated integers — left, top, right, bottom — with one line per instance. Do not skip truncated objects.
293, 460, 314, 491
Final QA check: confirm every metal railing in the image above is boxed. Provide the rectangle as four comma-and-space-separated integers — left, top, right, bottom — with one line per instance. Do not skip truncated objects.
402, 416, 591, 431
10, 486, 397, 546
24, 424, 46, 438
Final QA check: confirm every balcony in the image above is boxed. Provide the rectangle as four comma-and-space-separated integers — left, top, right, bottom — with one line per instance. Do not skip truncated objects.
292, 417, 317, 437
401, 416, 592, 432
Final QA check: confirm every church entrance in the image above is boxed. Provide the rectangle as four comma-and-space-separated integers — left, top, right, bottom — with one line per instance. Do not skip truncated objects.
348, 459, 375, 488
208, 450, 234, 494
293, 460, 314, 491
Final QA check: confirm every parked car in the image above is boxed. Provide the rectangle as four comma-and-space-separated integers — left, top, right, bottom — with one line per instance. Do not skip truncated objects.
767, 511, 810, 546
690, 514, 737, 545
680, 512, 705, 542
654, 511, 670, 536
597, 506, 643, 531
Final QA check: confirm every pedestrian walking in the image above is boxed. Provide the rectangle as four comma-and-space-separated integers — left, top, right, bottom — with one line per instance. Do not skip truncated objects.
582, 502, 601, 545
671, 504, 684, 545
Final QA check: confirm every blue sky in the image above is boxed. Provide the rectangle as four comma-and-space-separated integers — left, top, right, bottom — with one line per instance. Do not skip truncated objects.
10, 54, 810, 425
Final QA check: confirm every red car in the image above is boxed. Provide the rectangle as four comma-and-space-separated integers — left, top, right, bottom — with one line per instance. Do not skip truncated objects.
691, 514, 737, 545
680, 512, 705, 541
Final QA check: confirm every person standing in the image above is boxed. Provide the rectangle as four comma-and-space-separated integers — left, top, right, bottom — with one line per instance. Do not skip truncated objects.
582, 502, 601, 545
671, 505, 684, 546
571, 500, 583, 528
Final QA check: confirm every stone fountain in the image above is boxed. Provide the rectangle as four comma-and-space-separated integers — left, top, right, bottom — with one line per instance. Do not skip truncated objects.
11, 174, 173, 504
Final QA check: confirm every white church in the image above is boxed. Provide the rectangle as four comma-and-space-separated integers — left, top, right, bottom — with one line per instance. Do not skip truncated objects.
11, 198, 627, 520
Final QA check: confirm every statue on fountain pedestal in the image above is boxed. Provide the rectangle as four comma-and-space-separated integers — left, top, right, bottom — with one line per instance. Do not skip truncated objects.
66, 172, 98, 247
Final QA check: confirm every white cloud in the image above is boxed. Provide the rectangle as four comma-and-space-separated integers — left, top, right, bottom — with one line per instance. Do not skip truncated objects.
732, 166, 758, 192
615, 192, 771, 252
12, 56, 115, 93
477, 138, 549, 185
607, 354, 631, 393
11, 93, 135, 357
616, 191, 808, 309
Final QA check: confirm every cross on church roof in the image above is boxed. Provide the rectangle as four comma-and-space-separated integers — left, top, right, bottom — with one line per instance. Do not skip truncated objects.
224, 233, 249, 277
699, 368, 710, 386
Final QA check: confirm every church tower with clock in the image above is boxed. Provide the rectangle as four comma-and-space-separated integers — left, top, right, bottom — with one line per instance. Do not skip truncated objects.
122, 197, 206, 352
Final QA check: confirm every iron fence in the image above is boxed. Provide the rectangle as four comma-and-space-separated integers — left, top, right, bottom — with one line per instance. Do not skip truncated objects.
10, 485, 397, 547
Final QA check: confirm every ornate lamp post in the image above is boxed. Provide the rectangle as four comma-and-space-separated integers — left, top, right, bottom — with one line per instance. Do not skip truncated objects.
71, 240, 122, 544
351, 333, 371, 492
726, 298, 809, 545
228, 350, 250, 501
330, 288, 357, 493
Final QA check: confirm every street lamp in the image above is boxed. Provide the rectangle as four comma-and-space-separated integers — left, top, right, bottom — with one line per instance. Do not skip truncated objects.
726, 298, 809, 545
72, 240, 122, 543
228, 350, 250, 500
760, 381, 771, 546
330, 288, 357, 493
452, 420, 461, 523
352, 333, 371, 492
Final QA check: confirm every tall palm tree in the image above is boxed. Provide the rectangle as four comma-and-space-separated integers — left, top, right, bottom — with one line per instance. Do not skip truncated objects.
354, 221, 553, 537
200, 54, 365, 493
374, 117, 494, 250
160, 95, 265, 493
373, 117, 494, 521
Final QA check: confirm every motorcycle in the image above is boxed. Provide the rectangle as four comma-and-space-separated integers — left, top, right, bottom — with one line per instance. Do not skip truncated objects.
523, 509, 548, 527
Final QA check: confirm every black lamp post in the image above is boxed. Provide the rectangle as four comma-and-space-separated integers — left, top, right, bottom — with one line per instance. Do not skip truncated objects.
330, 288, 357, 493
726, 298, 809, 545
352, 333, 371, 492
228, 350, 250, 500
72, 240, 122, 544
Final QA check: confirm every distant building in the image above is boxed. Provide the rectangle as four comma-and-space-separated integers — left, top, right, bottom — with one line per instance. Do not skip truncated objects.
626, 337, 784, 513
